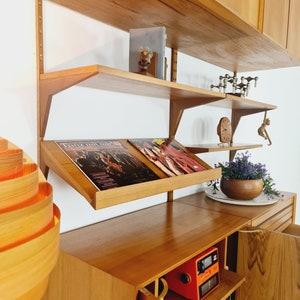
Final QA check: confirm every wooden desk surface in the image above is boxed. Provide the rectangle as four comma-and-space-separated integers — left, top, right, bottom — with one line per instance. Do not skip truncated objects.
60, 201, 249, 288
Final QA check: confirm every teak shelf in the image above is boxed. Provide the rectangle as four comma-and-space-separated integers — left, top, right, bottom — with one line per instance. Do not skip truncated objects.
47, 0, 300, 72
38, 64, 276, 140
41, 139, 221, 210
187, 143, 263, 154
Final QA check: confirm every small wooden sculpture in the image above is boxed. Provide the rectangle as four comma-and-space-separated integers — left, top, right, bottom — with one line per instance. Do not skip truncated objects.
138, 46, 153, 76
217, 117, 232, 144
258, 111, 272, 145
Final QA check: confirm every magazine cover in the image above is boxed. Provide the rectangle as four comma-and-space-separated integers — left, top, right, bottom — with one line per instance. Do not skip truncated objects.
56, 140, 160, 190
129, 138, 207, 177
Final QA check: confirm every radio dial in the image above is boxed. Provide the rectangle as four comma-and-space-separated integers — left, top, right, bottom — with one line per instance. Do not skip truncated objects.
180, 273, 191, 284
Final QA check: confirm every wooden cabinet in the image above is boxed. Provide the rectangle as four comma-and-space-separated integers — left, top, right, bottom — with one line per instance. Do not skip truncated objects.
263, 0, 300, 60
287, 0, 300, 60
262, 0, 290, 48
42, 192, 296, 299
237, 224, 300, 299
42, 199, 249, 300
216, 0, 263, 29
218, 0, 300, 61
177, 191, 296, 232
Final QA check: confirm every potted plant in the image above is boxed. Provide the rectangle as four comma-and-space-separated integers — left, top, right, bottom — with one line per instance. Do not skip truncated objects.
212, 152, 282, 200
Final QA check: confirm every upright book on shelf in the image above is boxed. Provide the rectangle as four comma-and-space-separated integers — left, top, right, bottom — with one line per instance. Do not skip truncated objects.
55, 140, 160, 191
128, 138, 208, 177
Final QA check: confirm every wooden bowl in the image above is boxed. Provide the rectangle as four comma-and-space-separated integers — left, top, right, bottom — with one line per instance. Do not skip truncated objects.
0, 163, 39, 210
0, 148, 23, 180
0, 205, 60, 300
220, 178, 264, 200
0, 182, 53, 251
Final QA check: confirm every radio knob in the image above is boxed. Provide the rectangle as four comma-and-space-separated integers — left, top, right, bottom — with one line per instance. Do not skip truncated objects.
180, 273, 191, 284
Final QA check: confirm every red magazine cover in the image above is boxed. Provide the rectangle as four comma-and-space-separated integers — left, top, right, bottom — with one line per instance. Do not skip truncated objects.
129, 138, 207, 177
56, 140, 160, 190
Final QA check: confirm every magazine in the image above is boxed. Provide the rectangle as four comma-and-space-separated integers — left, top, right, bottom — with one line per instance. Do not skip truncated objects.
128, 138, 207, 177
56, 140, 160, 190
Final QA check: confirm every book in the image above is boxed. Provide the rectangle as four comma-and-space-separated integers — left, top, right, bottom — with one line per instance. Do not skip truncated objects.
55, 140, 160, 190
129, 26, 166, 79
128, 138, 207, 177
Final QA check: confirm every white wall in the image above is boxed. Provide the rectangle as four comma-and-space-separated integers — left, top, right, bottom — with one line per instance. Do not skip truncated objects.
1, 1, 299, 232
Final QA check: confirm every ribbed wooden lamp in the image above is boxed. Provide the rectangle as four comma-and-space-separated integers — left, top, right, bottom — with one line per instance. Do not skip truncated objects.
0, 137, 60, 300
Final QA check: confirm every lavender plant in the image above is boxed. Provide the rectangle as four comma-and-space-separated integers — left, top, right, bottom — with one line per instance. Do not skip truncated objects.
211, 152, 282, 198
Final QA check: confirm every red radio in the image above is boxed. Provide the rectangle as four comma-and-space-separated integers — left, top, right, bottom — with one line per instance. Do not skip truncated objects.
165, 247, 219, 299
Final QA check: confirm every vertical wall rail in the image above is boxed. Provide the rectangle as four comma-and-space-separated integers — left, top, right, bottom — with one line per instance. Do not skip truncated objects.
168, 48, 178, 202
170, 48, 178, 83
35, 0, 44, 169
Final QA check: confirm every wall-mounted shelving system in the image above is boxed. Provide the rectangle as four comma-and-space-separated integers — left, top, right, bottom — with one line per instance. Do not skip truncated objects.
37, 1, 297, 299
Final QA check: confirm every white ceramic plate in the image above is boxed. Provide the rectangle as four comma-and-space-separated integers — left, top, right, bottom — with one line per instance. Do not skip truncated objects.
205, 187, 280, 206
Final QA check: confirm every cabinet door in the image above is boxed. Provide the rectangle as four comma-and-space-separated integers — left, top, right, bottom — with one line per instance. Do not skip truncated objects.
217, 0, 262, 29
236, 227, 300, 299
263, 0, 289, 48
287, 0, 300, 59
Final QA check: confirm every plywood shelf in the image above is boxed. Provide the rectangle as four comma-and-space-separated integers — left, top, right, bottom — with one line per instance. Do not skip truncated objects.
39, 65, 276, 140
39, 65, 225, 102
187, 143, 263, 154
41, 140, 221, 210
40, 65, 276, 110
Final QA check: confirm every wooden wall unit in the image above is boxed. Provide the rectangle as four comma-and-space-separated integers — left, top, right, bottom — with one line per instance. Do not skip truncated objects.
36, 1, 299, 299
